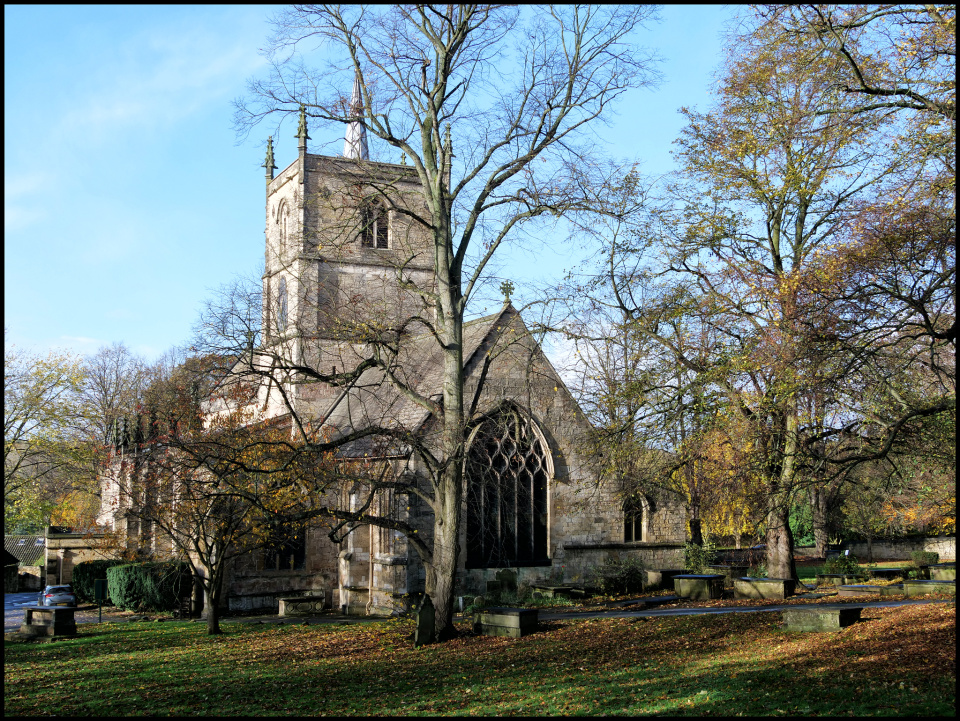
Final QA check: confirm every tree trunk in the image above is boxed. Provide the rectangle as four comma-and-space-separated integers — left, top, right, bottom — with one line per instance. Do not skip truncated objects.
430, 277, 465, 641
203, 582, 222, 635
689, 517, 703, 547
765, 413, 799, 581
765, 496, 798, 581
811, 485, 831, 558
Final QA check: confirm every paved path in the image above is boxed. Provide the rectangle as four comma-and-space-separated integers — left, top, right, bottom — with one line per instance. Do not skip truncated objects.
5, 592, 952, 633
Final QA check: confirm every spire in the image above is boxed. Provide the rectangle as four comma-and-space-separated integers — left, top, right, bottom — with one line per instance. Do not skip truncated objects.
344, 73, 369, 160
263, 135, 277, 182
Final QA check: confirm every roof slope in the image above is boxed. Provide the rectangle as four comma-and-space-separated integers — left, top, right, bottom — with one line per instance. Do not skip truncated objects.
322, 303, 520, 455
4, 535, 45, 566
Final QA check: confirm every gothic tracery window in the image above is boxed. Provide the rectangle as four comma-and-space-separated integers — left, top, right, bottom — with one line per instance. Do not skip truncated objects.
465, 406, 550, 568
360, 199, 388, 249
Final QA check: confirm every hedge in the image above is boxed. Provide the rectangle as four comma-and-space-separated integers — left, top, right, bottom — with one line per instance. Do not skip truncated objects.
106, 561, 193, 612
71, 559, 127, 602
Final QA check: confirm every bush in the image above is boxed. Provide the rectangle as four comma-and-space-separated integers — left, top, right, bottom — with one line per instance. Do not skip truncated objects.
72, 560, 127, 602
910, 551, 939, 566
106, 561, 192, 612
684, 540, 716, 574
591, 557, 646, 595
823, 553, 862, 575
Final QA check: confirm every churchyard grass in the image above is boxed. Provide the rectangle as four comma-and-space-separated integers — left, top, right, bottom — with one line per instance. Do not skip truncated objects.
5, 602, 954, 716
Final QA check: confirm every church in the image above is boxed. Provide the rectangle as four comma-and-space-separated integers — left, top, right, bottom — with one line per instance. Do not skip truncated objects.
100, 82, 686, 616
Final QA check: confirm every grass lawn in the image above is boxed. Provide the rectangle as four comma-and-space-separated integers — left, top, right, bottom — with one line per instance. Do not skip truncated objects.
5, 602, 954, 716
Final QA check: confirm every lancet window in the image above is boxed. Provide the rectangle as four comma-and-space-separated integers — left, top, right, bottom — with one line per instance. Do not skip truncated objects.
360, 199, 388, 249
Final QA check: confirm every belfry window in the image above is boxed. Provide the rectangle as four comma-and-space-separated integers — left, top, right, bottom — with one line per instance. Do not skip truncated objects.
277, 276, 288, 332
360, 199, 388, 249
465, 406, 550, 568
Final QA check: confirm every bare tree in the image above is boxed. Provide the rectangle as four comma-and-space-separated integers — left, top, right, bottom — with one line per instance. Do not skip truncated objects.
225, 5, 662, 639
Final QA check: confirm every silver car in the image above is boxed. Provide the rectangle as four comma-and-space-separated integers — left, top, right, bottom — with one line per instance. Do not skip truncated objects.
37, 584, 77, 607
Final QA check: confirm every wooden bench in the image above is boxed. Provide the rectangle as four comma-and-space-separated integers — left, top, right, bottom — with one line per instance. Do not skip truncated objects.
782, 606, 862, 632
20, 606, 77, 638
477, 607, 538, 638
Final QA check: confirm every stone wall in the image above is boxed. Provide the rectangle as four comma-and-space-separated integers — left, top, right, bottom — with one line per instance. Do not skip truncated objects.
840, 536, 955, 561
44, 529, 113, 585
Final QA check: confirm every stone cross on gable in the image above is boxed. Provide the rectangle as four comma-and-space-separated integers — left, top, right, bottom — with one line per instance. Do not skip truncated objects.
500, 280, 515, 303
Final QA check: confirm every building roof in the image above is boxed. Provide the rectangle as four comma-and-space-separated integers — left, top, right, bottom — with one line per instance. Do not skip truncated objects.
3, 535, 45, 566
322, 303, 523, 456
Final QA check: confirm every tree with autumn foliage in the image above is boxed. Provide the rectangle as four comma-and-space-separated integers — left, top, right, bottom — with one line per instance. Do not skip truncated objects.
553, 4, 954, 582
101, 353, 358, 634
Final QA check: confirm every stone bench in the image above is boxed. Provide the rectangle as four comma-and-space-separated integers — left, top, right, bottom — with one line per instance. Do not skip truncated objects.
902, 579, 956, 597
673, 574, 725, 600
782, 606, 862, 632
867, 568, 905, 580
837, 584, 885, 597
278, 594, 327, 616
706, 565, 749, 588
930, 564, 956, 581
477, 607, 538, 638
816, 573, 868, 587
20, 606, 77, 638
733, 577, 796, 600
645, 569, 685, 590
531, 585, 572, 599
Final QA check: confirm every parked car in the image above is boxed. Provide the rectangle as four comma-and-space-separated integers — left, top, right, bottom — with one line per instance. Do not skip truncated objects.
37, 584, 77, 607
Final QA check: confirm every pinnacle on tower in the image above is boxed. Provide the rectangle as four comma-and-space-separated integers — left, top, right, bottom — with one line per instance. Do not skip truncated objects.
344, 73, 369, 160
296, 104, 311, 150
263, 136, 277, 182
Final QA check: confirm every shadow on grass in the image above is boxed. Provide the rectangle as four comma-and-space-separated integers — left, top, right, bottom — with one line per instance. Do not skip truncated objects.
4, 606, 955, 716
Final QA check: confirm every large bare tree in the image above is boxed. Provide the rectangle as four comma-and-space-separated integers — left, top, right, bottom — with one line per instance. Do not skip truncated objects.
227, 5, 662, 638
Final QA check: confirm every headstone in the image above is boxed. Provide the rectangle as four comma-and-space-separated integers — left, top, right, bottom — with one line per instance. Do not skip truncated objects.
414, 595, 435, 647
496, 568, 518, 592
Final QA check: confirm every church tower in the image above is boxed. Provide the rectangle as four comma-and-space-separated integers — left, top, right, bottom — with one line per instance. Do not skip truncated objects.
260, 83, 436, 417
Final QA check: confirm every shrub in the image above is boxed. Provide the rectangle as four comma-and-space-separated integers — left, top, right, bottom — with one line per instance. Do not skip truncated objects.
72, 560, 127, 602
592, 557, 646, 595
910, 550, 939, 566
684, 539, 716, 574
824, 553, 862, 575
106, 561, 192, 612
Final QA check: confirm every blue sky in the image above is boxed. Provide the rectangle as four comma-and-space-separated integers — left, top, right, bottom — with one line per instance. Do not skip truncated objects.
4, 5, 735, 363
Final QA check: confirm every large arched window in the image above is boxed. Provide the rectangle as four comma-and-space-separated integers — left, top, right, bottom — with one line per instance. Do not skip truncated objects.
360, 199, 388, 249
465, 406, 550, 568
276, 276, 288, 332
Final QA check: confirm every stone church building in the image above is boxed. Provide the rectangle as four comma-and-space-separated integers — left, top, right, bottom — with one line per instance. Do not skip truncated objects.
100, 86, 685, 615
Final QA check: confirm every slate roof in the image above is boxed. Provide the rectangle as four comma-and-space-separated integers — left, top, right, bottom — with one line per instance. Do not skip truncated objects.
3, 535, 45, 566
322, 303, 518, 456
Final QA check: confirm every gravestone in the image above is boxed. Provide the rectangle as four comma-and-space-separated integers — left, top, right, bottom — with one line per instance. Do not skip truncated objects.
782, 606, 862, 632
496, 568, 518, 593
414, 595, 435, 647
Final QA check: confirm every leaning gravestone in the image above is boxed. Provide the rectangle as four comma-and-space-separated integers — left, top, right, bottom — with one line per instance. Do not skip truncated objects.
414, 595, 435, 647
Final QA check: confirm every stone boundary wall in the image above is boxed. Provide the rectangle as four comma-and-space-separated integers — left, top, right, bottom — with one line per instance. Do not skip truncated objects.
840, 536, 955, 561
